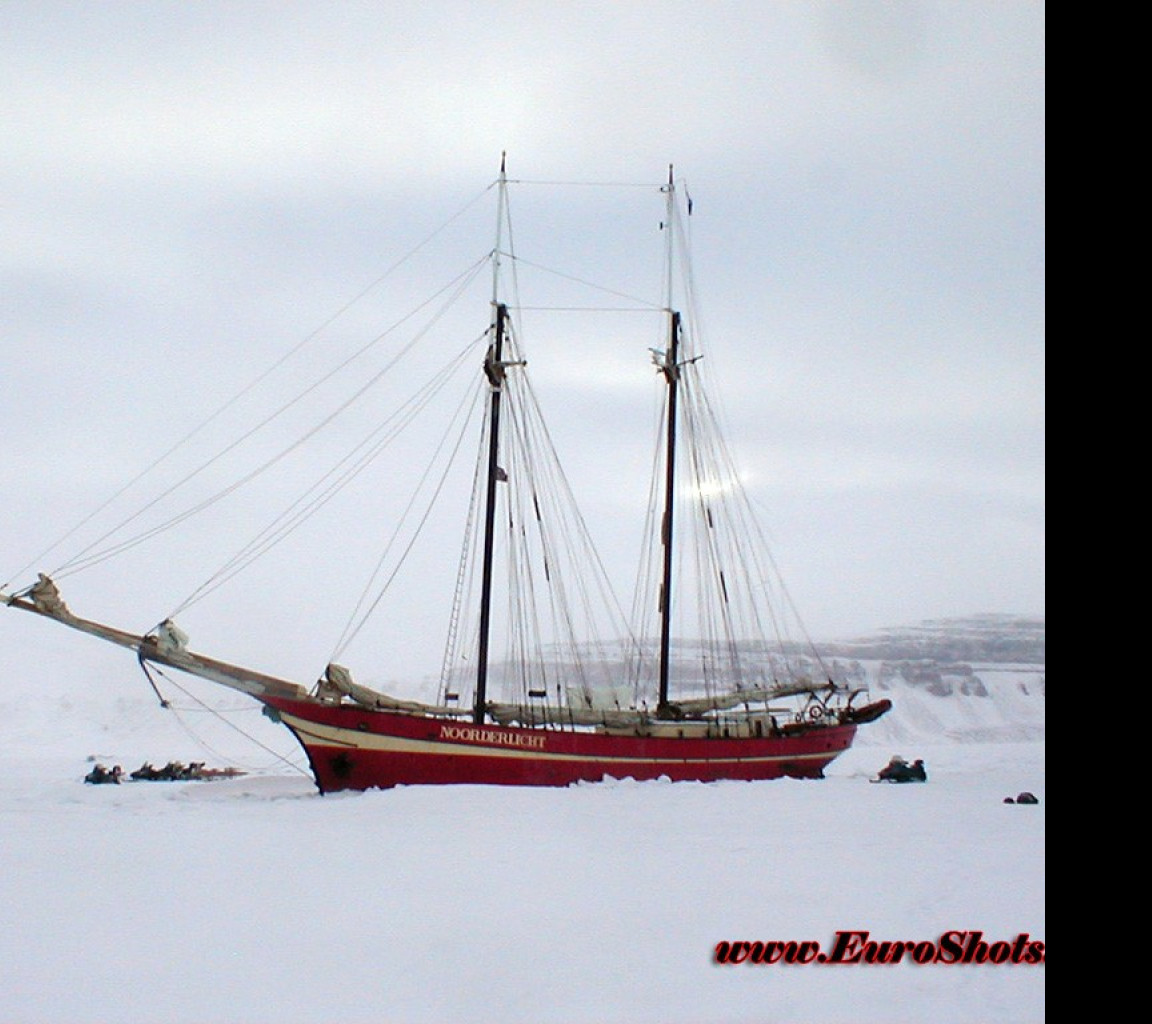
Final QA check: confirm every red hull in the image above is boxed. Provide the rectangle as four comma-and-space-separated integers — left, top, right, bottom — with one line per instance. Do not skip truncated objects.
262, 696, 868, 794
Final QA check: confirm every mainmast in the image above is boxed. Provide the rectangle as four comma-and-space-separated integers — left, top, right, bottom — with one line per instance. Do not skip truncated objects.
475, 303, 508, 723
474, 153, 509, 724
657, 165, 680, 716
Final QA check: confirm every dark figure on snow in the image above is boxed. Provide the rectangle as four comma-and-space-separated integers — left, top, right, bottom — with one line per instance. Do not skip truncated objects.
84, 764, 123, 785
875, 755, 927, 783
876, 755, 908, 782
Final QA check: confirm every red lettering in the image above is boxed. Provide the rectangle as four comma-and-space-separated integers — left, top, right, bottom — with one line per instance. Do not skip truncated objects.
962, 932, 990, 964
911, 940, 937, 964
988, 941, 1011, 964
791, 941, 820, 964
861, 941, 905, 965
826, 930, 868, 964
936, 931, 966, 964
715, 930, 1044, 966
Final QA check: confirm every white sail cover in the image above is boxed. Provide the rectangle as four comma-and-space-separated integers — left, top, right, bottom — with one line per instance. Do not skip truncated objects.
322, 663, 468, 716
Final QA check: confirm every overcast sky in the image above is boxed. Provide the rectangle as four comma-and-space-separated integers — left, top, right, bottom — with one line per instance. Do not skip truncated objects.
1, 1, 1044, 685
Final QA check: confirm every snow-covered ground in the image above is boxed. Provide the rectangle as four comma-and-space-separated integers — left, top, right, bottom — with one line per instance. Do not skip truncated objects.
0, 668, 1044, 1024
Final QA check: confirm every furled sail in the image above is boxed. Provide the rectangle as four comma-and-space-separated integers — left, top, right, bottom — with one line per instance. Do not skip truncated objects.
318, 662, 469, 716
485, 700, 653, 728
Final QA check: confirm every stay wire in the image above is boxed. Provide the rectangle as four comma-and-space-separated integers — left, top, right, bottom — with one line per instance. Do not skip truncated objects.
55, 256, 491, 581
501, 252, 661, 311
169, 330, 487, 620
4, 183, 497, 592
137, 659, 311, 776
331, 373, 485, 661
506, 178, 661, 188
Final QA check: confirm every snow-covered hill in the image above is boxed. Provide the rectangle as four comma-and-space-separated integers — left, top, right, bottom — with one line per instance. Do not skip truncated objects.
827, 614, 1044, 746
846, 662, 1044, 746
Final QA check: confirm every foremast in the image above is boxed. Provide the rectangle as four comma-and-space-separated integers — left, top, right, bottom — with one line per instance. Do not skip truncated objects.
475, 300, 509, 723
475, 153, 514, 724
656, 164, 682, 718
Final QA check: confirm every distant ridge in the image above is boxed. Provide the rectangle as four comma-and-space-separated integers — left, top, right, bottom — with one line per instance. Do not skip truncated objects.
823, 614, 1045, 665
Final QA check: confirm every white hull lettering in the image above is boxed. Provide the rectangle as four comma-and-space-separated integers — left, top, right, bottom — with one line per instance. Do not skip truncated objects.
439, 724, 547, 750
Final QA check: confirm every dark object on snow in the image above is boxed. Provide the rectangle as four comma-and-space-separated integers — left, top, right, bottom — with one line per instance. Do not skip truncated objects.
131, 760, 198, 780
129, 760, 247, 782
1015, 791, 1039, 804
873, 756, 927, 783
84, 764, 123, 785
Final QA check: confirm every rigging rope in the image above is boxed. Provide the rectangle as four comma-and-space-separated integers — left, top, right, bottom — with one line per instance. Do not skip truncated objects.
505, 178, 661, 188
136, 659, 311, 776
4, 184, 497, 592
12, 170, 835, 715
170, 331, 488, 620
330, 361, 486, 660
53, 256, 491, 582
501, 252, 661, 311
437, 417, 487, 703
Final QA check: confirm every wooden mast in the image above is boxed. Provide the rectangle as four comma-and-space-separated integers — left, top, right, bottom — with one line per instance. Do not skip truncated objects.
475, 303, 507, 723
475, 153, 508, 724
657, 165, 680, 716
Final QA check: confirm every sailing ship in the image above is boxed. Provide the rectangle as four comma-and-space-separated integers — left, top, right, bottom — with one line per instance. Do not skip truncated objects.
2, 160, 889, 793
